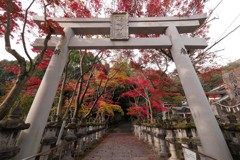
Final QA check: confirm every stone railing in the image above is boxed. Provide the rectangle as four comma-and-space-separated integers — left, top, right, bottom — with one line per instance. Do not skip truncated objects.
133, 121, 217, 160
133, 120, 240, 160
0, 112, 107, 160
0, 107, 30, 160
220, 123, 240, 160
24, 121, 107, 160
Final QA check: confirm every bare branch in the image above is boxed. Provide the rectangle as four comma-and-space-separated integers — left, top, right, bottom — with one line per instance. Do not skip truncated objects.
21, 0, 36, 69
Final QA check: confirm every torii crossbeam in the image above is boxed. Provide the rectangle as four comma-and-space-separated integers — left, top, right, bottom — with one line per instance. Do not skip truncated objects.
15, 13, 232, 160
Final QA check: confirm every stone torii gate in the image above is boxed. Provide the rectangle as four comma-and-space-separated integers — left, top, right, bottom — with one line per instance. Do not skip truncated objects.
15, 13, 232, 160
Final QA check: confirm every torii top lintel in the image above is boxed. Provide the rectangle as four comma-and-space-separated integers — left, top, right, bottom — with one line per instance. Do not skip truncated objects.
33, 13, 207, 35
32, 13, 208, 50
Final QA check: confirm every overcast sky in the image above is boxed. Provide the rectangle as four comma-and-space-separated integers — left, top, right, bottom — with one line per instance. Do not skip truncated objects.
1, 0, 240, 65
206, 0, 240, 64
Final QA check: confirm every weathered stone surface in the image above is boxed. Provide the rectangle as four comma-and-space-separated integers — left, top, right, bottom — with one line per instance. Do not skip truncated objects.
0, 107, 30, 131
0, 119, 30, 131
41, 136, 58, 145
76, 132, 86, 138
33, 36, 207, 50
33, 14, 207, 35
0, 146, 20, 160
46, 121, 61, 128
64, 134, 77, 142
110, 12, 129, 40
0, 107, 29, 160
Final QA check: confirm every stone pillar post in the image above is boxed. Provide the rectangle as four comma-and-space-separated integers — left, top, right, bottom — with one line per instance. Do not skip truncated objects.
93, 125, 97, 143
165, 25, 232, 160
191, 128, 197, 138
153, 127, 161, 153
139, 125, 144, 140
39, 121, 58, 160
76, 125, 88, 155
62, 122, 77, 160
95, 125, 99, 140
84, 126, 91, 149
143, 126, 148, 142
98, 125, 103, 139
133, 125, 137, 136
15, 27, 74, 159
92, 125, 97, 144
0, 107, 30, 160
95, 125, 99, 141
93, 125, 98, 143
82, 126, 89, 151
98, 125, 103, 138
177, 129, 189, 148
175, 128, 190, 160
96, 125, 100, 139
147, 126, 153, 146
99, 124, 105, 136
166, 129, 177, 160
191, 128, 204, 160
136, 125, 141, 139
88, 125, 94, 145
159, 129, 169, 158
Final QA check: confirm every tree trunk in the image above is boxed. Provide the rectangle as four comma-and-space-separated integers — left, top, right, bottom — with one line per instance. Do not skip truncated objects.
0, 74, 28, 119
56, 61, 69, 119
1, 28, 52, 120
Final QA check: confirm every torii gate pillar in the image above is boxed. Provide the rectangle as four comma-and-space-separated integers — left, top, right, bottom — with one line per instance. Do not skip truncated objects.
166, 25, 232, 160
14, 27, 74, 159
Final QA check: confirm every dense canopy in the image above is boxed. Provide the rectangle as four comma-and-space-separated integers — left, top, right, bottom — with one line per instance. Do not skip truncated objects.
0, 0, 221, 122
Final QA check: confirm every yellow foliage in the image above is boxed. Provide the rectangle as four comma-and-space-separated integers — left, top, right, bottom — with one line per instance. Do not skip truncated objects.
108, 63, 130, 87
99, 100, 124, 116
79, 104, 90, 115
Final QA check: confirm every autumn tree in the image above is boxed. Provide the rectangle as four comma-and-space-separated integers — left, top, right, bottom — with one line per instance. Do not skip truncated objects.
0, 0, 65, 119
79, 53, 127, 121
121, 67, 177, 123
0, 0, 215, 120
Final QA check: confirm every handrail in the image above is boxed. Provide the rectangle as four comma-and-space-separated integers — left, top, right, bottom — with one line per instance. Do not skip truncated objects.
164, 138, 217, 160
139, 126, 218, 160
21, 126, 106, 160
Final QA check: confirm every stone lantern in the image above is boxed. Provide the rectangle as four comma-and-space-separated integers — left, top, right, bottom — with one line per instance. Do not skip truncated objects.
0, 107, 30, 160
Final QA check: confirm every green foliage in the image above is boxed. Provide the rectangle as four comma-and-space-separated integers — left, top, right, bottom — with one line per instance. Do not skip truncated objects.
0, 60, 18, 82
198, 68, 223, 92
33, 69, 46, 79
223, 59, 240, 71
0, 83, 6, 97
67, 50, 100, 80
19, 96, 35, 116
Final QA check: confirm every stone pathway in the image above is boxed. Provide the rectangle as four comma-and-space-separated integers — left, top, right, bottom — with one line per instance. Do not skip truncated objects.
82, 123, 160, 160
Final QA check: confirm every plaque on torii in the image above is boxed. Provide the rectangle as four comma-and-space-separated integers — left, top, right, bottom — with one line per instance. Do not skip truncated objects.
110, 12, 129, 40
16, 13, 233, 160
